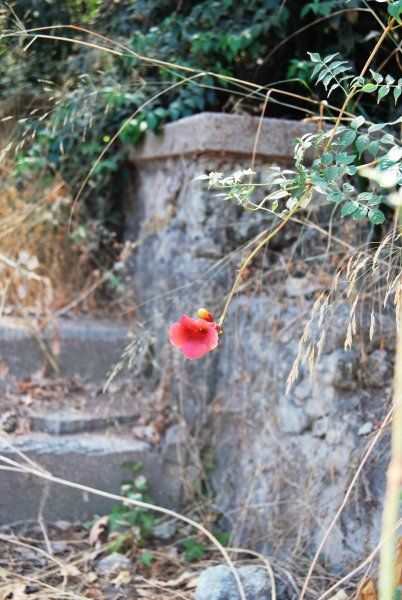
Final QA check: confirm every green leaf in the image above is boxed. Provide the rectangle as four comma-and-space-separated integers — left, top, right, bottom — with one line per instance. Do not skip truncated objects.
140, 551, 154, 566
381, 134, 396, 145
336, 152, 356, 165
358, 192, 374, 202
341, 130, 357, 146
394, 87, 402, 104
367, 140, 380, 157
323, 53, 339, 63
350, 116, 365, 129
361, 83, 378, 93
368, 209, 385, 224
308, 52, 322, 63
356, 135, 370, 157
311, 63, 323, 79
353, 206, 368, 220
182, 539, 206, 562
322, 73, 333, 89
388, 0, 402, 21
341, 200, 359, 216
323, 165, 343, 181
368, 123, 387, 133
370, 69, 384, 83
214, 530, 231, 546
377, 85, 390, 102
328, 192, 345, 202
370, 70, 383, 84
388, 145, 402, 162
321, 152, 333, 165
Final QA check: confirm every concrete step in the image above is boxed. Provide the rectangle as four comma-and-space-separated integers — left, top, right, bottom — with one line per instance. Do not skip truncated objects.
0, 317, 130, 382
0, 426, 189, 524
27, 407, 140, 435
1, 378, 153, 435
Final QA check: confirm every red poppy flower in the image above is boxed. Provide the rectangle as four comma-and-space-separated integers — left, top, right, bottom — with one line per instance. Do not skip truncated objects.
169, 310, 221, 360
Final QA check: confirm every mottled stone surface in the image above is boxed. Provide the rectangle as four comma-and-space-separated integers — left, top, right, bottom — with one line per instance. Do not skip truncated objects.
0, 317, 129, 381
125, 113, 393, 579
130, 112, 313, 163
195, 565, 272, 600
0, 426, 188, 522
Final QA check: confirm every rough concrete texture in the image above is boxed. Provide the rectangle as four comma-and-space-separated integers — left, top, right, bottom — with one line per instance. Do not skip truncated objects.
0, 317, 129, 381
195, 565, 272, 600
0, 425, 187, 522
28, 407, 140, 435
130, 113, 313, 163
125, 113, 393, 576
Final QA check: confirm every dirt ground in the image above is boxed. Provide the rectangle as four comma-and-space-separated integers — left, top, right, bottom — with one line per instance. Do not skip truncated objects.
0, 518, 212, 599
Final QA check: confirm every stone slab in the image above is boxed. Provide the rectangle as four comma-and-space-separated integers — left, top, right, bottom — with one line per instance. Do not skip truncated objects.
0, 317, 129, 381
130, 112, 314, 164
0, 428, 186, 523
28, 408, 140, 435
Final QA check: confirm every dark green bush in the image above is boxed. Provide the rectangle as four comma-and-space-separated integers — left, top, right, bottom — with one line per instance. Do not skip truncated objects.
0, 1, 397, 257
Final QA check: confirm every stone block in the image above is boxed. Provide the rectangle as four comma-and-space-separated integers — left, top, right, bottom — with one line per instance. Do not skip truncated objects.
131, 112, 313, 164
0, 317, 129, 381
0, 427, 187, 523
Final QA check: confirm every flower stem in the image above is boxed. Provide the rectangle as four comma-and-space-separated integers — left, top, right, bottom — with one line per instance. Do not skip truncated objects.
218, 198, 304, 327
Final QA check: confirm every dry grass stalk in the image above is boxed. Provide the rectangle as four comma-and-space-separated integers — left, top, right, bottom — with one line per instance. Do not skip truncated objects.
378, 278, 402, 599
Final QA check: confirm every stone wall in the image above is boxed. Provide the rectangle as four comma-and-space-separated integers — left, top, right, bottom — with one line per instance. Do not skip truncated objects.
126, 113, 393, 574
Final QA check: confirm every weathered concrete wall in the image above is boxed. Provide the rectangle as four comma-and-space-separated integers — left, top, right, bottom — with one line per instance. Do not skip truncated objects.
126, 113, 393, 573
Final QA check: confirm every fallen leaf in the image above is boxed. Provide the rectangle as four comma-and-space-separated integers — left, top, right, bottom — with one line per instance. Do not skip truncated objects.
185, 575, 200, 589
148, 571, 198, 588
358, 579, 377, 600
112, 570, 131, 588
89, 516, 109, 546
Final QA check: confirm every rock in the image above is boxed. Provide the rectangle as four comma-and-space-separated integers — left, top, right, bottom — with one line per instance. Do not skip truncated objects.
285, 274, 321, 298
51, 540, 68, 554
312, 417, 330, 438
96, 553, 132, 576
152, 520, 176, 540
277, 397, 310, 434
195, 565, 271, 600
365, 349, 392, 387
0, 410, 18, 433
358, 421, 374, 436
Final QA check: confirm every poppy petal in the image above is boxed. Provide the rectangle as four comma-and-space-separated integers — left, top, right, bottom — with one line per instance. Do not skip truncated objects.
180, 314, 211, 332
169, 322, 187, 348
182, 340, 209, 360
204, 326, 219, 350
